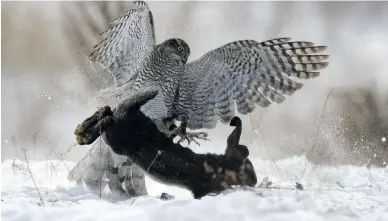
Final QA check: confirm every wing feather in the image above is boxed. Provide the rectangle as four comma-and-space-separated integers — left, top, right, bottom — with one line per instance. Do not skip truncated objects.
179, 37, 329, 129
89, 1, 155, 86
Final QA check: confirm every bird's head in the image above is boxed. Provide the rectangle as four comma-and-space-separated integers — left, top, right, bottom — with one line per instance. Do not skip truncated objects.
159, 38, 191, 64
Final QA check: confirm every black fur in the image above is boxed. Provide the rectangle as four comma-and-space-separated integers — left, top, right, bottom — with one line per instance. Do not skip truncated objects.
74, 89, 257, 199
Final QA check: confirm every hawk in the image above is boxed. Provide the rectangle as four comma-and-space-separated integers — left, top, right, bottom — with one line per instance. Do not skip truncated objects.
90, 1, 330, 144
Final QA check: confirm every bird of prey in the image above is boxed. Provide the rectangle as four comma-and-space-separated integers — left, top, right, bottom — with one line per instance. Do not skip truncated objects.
90, 0, 330, 145
67, 140, 147, 198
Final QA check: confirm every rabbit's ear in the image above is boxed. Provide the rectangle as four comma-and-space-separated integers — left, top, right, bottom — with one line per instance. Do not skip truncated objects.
237, 144, 249, 160
225, 116, 243, 159
225, 144, 249, 163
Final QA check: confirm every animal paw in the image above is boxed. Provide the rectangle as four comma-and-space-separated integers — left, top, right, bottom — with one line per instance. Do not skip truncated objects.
74, 106, 114, 145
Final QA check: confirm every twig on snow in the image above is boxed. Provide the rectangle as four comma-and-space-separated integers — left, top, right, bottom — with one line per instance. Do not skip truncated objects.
45, 142, 75, 178
11, 159, 27, 176
335, 181, 344, 188
303, 88, 335, 175
68, 199, 80, 207
21, 147, 45, 207
257, 177, 275, 189
53, 143, 77, 169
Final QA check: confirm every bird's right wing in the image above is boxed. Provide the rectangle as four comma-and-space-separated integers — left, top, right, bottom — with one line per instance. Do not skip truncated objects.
89, 1, 156, 86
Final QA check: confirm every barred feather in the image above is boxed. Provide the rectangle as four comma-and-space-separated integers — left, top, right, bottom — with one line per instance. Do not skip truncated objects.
67, 140, 146, 197
89, 0, 155, 86
62, 1, 151, 197
259, 37, 292, 46
178, 37, 330, 129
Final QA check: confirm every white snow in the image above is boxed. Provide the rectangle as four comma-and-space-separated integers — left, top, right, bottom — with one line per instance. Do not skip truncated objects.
1, 156, 388, 221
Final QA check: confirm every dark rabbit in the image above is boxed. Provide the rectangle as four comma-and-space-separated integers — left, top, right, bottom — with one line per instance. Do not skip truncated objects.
74, 88, 257, 199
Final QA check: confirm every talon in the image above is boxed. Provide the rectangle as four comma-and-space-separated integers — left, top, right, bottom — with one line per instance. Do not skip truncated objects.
163, 116, 175, 125
170, 127, 209, 146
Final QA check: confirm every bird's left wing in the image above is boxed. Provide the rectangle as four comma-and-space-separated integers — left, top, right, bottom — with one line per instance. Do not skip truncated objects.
89, 1, 155, 87
178, 38, 329, 130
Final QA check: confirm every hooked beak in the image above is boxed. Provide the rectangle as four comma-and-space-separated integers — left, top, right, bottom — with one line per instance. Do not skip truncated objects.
171, 54, 186, 65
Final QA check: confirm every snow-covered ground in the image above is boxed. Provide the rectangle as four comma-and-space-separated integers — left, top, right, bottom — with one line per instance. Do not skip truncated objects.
1, 156, 388, 221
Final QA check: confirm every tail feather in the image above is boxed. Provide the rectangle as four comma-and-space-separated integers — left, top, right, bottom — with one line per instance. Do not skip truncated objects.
67, 141, 112, 182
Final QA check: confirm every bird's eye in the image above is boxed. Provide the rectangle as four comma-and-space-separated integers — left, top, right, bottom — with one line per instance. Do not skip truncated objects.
177, 46, 183, 51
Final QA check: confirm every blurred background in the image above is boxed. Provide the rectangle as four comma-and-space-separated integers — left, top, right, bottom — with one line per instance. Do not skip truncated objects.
2, 1, 388, 168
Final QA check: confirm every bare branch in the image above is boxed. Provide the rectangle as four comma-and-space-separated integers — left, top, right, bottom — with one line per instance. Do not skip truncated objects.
53, 143, 77, 171
303, 88, 335, 174
21, 147, 45, 206
147, 150, 162, 173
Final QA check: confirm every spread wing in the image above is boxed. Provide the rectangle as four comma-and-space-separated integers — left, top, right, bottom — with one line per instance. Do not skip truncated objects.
89, 1, 155, 86
178, 38, 329, 130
